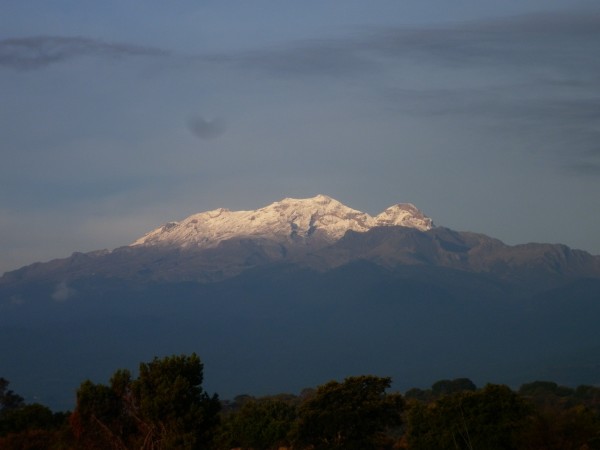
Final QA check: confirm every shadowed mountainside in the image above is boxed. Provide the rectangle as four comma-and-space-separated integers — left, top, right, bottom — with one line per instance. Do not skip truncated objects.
1, 198, 599, 411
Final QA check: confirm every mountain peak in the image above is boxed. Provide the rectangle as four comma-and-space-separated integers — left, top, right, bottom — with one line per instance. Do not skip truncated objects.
375, 203, 433, 230
131, 195, 433, 249
281, 194, 333, 203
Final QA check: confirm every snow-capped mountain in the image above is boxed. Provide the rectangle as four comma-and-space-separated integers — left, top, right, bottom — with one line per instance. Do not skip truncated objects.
4, 193, 600, 286
131, 194, 433, 249
3, 194, 600, 412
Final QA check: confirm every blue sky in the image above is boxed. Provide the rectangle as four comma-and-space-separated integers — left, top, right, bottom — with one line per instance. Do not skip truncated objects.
1, 1, 600, 274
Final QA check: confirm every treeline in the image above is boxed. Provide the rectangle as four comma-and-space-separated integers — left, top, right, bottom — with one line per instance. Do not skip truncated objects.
2, 353, 600, 449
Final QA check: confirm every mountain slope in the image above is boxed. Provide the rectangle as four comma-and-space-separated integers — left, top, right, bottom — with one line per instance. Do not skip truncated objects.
2, 195, 598, 287
1, 194, 599, 411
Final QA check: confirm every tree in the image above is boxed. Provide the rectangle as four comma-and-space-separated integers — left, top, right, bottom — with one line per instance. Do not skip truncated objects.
0, 378, 72, 449
515, 382, 600, 449
405, 378, 477, 402
294, 375, 404, 450
521, 404, 600, 450
431, 378, 477, 397
71, 375, 135, 449
406, 383, 531, 450
518, 380, 574, 402
218, 396, 297, 450
0, 378, 24, 413
72, 353, 220, 450
131, 353, 220, 449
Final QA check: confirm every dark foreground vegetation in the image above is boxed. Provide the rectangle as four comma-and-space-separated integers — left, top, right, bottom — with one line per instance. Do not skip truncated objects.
2, 354, 600, 449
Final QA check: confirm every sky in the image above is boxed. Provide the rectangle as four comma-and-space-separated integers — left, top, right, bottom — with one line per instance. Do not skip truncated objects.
1, 1, 600, 275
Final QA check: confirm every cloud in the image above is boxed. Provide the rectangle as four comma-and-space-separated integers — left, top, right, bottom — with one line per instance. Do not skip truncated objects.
0, 36, 169, 70
5, 12, 598, 76
187, 116, 227, 140
465, 11, 600, 34
237, 40, 373, 77
366, 11, 600, 69
388, 88, 600, 123
3, 11, 599, 176
346, 11, 600, 177
227, 11, 600, 83
566, 162, 600, 176
383, 85, 600, 175
51, 281, 76, 302
192, 11, 600, 176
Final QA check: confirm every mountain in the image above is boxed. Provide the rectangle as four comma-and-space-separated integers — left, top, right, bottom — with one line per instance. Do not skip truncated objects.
0, 195, 436, 284
1, 195, 599, 411
3, 194, 597, 286
131, 194, 433, 248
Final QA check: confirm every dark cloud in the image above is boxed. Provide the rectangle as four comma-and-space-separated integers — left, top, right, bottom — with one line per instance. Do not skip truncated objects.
187, 117, 227, 140
353, 11, 600, 178
366, 11, 600, 69
3, 12, 599, 176
566, 162, 600, 176
0, 36, 169, 70
390, 90, 600, 124
385, 85, 600, 175
237, 41, 372, 77
208, 11, 600, 176
231, 11, 600, 78
465, 11, 600, 34
586, 146, 600, 156
5, 12, 598, 76
568, 144, 600, 176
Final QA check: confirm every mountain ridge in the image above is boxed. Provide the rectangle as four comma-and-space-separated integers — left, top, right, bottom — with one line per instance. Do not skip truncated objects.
1, 195, 599, 287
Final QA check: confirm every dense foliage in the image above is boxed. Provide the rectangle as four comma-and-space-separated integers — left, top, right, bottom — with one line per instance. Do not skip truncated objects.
294, 375, 404, 450
1, 378, 71, 449
71, 353, 220, 449
2, 358, 600, 449
405, 384, 531, 449
217, 395, 297, 449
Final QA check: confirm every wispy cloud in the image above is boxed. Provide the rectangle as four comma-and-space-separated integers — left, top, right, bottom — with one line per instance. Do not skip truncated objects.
237, 41, 373, 77
5, 12, 598, 75
565, 161, 600, 176
0, 36, 169, 70
226, 11, 600, 79
352, 12, 600, 176
366, 11, 600, 69
187, 116, 227, 140
2, 11, 599, 176
51, 281, 75, 302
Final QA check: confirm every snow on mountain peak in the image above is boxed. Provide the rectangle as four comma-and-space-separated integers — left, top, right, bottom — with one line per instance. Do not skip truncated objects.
131, 195, 433, 248
375, 203, 433, 231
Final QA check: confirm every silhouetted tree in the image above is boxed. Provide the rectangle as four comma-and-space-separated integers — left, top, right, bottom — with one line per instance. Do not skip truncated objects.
431, 378, 477, 397
294, 375, 404, 450
406, 384, 530, 450
0, 379, 72, 449
72, 353, 220, 450
218, 396, 297, 449
0, 378, 24, 413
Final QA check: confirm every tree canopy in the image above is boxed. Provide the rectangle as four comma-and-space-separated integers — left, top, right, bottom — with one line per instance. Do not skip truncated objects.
4, 362, 600, 449
294, 375, 404, 450
406, 383, 532, 450
72, 353, 220, 450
